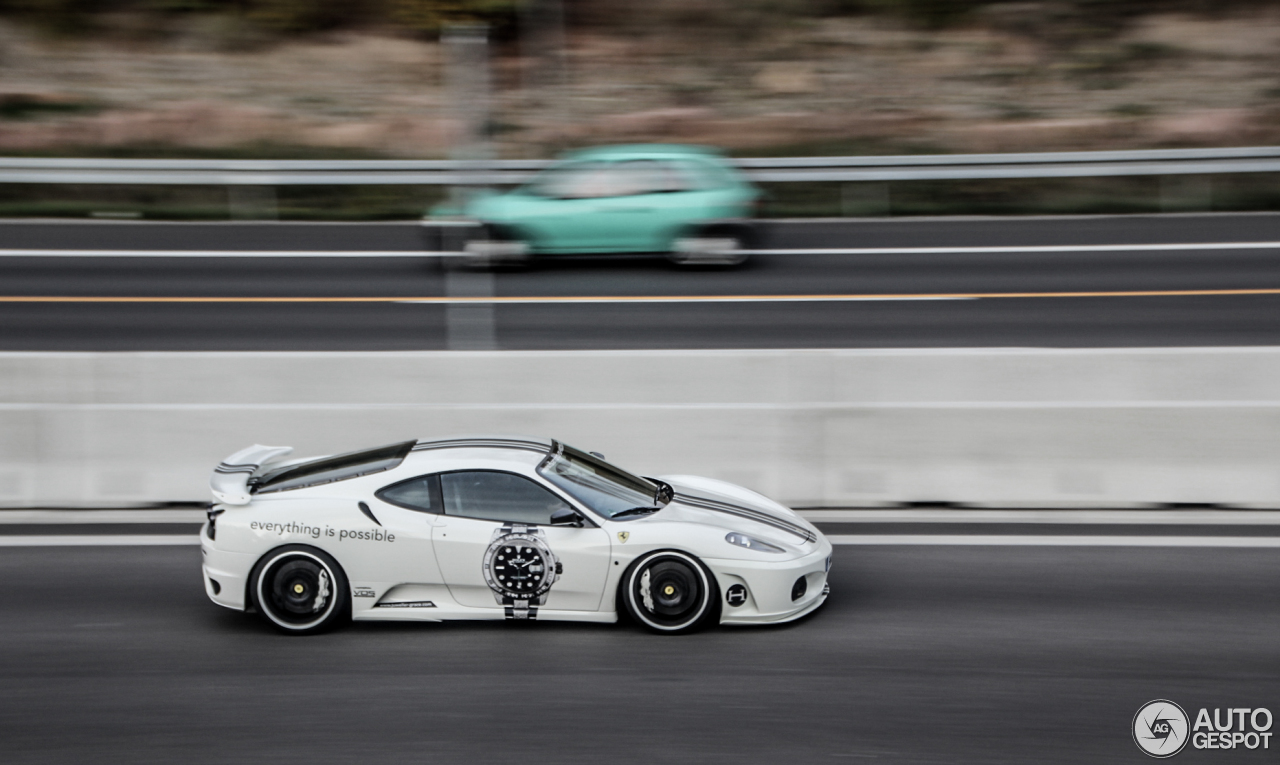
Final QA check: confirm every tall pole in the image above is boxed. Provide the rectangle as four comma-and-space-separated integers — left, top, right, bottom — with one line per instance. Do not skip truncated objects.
443, 23, 492, 173
442, 23, 496, 351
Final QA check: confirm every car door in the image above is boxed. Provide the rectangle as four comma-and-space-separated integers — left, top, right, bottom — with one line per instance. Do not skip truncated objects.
365, 474, 449, 589
517, 160, 617, 252
430, 470, 612, 612
589, 160, 690, 252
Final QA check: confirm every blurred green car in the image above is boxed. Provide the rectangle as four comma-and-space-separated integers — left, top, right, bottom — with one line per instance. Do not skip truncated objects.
435, 145, 760, 266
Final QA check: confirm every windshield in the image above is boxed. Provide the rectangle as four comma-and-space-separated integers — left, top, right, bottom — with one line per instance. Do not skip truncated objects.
537, 444, 663, 519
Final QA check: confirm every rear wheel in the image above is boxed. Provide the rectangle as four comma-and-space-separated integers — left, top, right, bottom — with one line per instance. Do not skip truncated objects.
250, 545, 350, 635
460, 223, 532, 269
622, 551, 719, 634
669, 224, 753, 267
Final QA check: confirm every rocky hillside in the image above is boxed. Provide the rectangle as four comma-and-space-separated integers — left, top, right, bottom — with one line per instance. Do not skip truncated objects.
2, 6, 1280, 158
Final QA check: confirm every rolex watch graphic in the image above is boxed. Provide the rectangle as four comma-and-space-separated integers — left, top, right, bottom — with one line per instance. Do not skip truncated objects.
482, 523, 562, 620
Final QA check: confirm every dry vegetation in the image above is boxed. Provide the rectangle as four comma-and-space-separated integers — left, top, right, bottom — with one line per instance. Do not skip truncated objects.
6, 2, 1280, 217
2, 3, 1280, 158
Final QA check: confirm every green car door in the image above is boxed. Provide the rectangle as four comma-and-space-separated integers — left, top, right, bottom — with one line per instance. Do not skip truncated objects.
521, 159, 682, 252
505, 160, 616, 252
585, 159, 702, 252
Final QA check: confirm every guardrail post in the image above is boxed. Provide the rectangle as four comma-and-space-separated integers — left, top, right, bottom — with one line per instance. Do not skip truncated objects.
444, 269, 497, 350
841, 182, 890, 217
1160, 175, 1213, 213
227, 185, 278, 220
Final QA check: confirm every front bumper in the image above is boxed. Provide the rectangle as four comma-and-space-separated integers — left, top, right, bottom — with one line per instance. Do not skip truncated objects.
705, 540, 832, 625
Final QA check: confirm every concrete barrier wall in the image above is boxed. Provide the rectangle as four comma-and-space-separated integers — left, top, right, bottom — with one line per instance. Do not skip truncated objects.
2, 348, 1279, 508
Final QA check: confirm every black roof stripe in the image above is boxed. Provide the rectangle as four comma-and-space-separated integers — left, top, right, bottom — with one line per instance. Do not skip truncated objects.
411, 437, 552, 455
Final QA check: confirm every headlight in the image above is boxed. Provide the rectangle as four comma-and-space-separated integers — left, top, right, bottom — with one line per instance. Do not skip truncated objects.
725, 532, 785, 553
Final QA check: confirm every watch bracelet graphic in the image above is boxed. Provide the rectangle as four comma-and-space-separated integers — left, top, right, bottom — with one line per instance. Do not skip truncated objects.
482, 522, 562, 620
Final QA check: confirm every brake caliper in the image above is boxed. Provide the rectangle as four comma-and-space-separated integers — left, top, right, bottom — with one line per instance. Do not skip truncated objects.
639, 569, 655, 612
312, 570, 330, 612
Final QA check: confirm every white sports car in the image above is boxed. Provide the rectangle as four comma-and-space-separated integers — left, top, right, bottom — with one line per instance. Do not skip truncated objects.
202, 436, 831, 635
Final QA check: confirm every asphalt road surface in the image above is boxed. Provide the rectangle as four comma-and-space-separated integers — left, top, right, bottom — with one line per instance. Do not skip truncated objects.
5, 213, 1280, 349
1, 542, 1277, 764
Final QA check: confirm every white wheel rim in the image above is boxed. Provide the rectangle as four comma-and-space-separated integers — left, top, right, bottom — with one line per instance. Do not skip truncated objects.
256, 550, 339, 631
627, 551, 711, 631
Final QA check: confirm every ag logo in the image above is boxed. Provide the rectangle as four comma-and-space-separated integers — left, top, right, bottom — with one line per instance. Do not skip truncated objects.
1134, 700, 1190, 758
617, 531, 630, 543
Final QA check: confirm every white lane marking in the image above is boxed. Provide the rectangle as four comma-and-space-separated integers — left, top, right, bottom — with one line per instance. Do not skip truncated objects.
801, 510, 1280, 524
0, 509, 1274, 527
3, 401, 1280, 412
0, 510, 1272, 526
0, 535, 199, 546
0, 510, 206, 524
828, 534, 1280, 547
746, 242, 1280, 255
3, 241, 1280, 258
0, 249, 452, 258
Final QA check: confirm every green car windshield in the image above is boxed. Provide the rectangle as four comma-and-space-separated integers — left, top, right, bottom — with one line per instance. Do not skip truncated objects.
538, 444, 663, 518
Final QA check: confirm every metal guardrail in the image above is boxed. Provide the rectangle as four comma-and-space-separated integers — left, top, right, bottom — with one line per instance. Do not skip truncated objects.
5, 146, 1280, 185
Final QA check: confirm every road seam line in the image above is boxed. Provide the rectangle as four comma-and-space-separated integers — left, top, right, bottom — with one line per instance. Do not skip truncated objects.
3, 533, 1278, 547
6, 241, 1280, 257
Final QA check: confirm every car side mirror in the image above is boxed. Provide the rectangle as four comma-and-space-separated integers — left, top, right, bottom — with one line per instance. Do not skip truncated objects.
549, 508, 583, 527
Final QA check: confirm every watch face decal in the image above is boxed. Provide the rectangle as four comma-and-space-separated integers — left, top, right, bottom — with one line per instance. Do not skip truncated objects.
482, 528, 561, 603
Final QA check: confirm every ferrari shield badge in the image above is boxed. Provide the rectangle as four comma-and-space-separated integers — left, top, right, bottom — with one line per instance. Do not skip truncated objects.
617, 531, 630, 543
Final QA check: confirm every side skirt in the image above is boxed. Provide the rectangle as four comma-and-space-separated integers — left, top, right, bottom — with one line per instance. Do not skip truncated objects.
355, 607, 618, 624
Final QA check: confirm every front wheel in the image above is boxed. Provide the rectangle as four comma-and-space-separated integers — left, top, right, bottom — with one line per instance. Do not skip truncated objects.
250, 545, 350, 635
621, 551, 719, 634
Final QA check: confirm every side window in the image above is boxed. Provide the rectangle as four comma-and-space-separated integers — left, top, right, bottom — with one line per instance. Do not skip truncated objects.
678, 159, 730, 190
440, 471, 573, 526
610, 160, 685, 195
376, 474, 440, 514
532, 161, 619, 199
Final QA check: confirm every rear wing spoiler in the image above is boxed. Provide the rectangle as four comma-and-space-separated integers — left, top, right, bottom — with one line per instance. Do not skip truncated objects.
211, 444, 293, 505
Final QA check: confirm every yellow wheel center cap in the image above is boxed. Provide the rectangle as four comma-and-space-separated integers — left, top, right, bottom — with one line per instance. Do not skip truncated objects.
664, 585, 675, 596
293, 583, 305, 594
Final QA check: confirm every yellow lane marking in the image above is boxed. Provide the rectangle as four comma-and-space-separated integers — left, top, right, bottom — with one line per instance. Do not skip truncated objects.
1, 288, 1280, 304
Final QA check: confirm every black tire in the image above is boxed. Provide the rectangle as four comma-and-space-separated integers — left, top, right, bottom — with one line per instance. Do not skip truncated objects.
457, 223, 533, 271
621, 551, 720, 634
249, 545, 350, 636
667, 224, 753, 267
